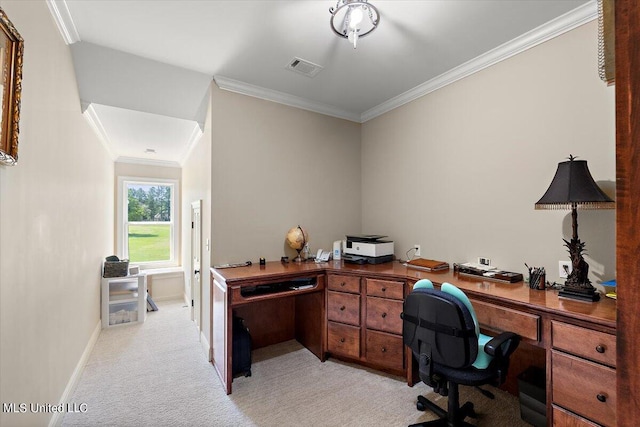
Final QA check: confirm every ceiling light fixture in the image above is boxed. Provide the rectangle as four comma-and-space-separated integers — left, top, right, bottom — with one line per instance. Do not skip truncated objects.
329, 0, 380, 49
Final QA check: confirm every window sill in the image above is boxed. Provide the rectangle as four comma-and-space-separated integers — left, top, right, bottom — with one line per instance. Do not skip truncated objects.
139, 266, 184, 276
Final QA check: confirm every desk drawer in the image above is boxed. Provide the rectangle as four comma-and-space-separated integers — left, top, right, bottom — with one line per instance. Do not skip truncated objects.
366, 297, 403, 334
472, 300, 540, 341
366, 278, 404, 300
328, 321, 360, 359
552, 351, 616, 426
328, 274, 361, 294
366, 330, 404, 371
327, 291, 360, 326
553, 406, 601, 427
552, 321, 616, 367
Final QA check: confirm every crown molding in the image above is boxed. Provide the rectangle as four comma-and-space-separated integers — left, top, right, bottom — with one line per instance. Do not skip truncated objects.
82, 102, 116, 160
59, 1, 597, 127
214, 76, 361, 123
115, 156, 182, 168
46, 0, 80, 45
360, 1, 597, 122
214, 2, 596, 124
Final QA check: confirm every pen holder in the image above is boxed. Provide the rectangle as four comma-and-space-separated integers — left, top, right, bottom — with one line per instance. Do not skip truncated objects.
529, 272, 546, 290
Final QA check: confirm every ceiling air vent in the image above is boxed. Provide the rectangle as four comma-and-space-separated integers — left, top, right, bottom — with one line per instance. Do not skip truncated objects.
286, 57, 324, 78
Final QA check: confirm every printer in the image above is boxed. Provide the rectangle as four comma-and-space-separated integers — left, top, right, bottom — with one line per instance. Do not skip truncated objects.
343, 235, 394, 264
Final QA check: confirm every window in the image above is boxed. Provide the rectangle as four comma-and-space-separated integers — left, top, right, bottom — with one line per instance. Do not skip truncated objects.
117, 177, 179, 268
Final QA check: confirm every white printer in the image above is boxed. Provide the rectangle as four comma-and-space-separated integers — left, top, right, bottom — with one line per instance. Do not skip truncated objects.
343, 235, 394, 264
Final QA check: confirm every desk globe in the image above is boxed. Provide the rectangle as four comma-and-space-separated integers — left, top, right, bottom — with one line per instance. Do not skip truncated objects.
286, 226, 309, 263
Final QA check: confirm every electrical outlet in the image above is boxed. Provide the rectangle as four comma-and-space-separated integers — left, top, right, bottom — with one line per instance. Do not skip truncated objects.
559, 261, 572, 278
414, 245, 421, 257
478, 257, 491, 266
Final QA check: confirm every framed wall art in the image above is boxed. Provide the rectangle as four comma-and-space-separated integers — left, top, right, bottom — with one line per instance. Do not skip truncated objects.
0, 7, 23, 166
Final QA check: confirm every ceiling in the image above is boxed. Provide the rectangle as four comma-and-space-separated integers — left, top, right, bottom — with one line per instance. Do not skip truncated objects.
47, 0, 594, 166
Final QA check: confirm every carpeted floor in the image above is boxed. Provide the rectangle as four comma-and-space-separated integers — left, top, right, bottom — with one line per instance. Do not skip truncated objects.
62, 300, 531, 426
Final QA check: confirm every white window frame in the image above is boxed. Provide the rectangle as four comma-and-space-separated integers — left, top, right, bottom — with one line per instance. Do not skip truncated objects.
117, 176, 179, 269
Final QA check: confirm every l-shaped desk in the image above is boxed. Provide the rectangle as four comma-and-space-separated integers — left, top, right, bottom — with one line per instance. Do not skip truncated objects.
210, 260, 616, 426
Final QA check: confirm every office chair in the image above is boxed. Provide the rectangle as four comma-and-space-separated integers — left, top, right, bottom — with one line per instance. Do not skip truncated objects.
402, 279, 520, 427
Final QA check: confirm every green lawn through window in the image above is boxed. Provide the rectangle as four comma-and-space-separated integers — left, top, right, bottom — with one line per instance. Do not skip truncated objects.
128, 224, 170, 262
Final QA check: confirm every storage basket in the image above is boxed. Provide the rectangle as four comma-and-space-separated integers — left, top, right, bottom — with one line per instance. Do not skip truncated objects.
103, 260, 129, 278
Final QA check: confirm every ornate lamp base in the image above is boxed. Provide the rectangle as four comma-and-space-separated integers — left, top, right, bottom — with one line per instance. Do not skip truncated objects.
559, 285, 600, 302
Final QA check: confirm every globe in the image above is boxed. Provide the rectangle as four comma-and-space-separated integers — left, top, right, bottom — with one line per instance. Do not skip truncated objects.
286, 226, 309, 262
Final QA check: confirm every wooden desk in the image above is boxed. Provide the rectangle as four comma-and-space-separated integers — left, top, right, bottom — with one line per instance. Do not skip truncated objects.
210, 263, 327, 395
210, 261, 616, 426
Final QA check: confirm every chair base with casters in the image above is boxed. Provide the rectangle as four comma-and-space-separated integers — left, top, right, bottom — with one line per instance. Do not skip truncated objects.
416, 383, 495, 427
411, 382, 476, 427
403, 280, 520, 427
409, 363, 511, 427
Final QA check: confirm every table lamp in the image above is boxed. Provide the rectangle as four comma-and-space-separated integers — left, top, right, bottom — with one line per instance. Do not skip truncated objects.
535, 155, 615, 302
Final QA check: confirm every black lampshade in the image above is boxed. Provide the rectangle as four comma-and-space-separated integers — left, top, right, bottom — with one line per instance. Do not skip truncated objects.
535, 157, 615, 210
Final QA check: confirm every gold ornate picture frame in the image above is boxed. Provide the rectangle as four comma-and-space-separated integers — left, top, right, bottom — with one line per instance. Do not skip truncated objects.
598, 0, 615, 85
0, 7, 23, 166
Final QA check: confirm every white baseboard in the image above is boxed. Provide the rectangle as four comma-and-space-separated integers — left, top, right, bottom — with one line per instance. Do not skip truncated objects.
200, 329, 210, 361
49, 320, 101, 427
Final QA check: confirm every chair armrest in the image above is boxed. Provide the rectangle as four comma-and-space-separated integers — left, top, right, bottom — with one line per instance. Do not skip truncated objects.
484, 332, 521, 386
484, 332, 520, 360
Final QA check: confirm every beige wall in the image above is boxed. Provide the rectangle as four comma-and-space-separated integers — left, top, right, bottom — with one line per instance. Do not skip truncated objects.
182, 84, 212, 347
0, 2, 114, 426
209, 84, 362, 265
361, 21, 615, 286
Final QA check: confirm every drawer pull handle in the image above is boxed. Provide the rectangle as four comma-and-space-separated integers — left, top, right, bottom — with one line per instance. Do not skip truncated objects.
340, 306, 346, 311
340, 338, 345, 343
596, 345, 606, 353
597, 394, 607, 403
340, 282, 346, 287
381, 287, 386, 292
381, 347, 387, 353
381, 312, 387, 318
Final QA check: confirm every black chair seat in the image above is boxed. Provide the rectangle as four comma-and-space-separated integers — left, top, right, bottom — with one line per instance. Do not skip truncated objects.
433, 364, 497, 387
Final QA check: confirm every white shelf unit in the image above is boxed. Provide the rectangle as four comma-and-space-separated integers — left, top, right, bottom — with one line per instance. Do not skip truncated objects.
101, 273, 147, 328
